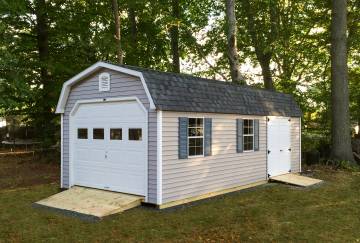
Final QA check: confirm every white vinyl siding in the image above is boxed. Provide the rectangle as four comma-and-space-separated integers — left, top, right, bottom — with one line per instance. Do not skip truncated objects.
291, 117, 301, 172
161, 111, 267, 203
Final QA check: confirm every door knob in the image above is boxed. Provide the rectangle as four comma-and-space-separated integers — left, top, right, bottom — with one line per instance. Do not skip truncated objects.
280, 149, 283, 152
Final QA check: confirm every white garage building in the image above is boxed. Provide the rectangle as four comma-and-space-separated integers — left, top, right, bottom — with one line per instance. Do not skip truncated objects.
56, 61, 302, 207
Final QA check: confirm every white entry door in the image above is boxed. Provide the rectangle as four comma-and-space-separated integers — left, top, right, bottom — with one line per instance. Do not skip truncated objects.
267, 116, 291, 177
70, 100, 147, 196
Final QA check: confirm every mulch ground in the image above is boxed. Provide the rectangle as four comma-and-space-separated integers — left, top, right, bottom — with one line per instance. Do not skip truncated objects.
0, 153, 59, 190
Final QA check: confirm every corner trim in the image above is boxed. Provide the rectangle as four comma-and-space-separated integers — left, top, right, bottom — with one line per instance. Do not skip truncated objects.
55, 61, 156, 113
60, 114, 64, 188
156, 110, 163, 205
299, 118, 302, 173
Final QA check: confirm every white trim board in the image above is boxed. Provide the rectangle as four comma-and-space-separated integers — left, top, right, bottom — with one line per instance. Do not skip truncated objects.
156, 110, 163, 205
56, 61, 156, 113
299, 118, 302, 173
60, 114, 64, 188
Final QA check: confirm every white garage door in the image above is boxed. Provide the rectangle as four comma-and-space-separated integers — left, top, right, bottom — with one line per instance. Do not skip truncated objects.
70, 100, 147, 196
267, 116, 291, 177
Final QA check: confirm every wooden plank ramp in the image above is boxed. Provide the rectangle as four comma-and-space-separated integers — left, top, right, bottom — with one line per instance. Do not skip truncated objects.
34, 186, 144, 219
270, 173, 322, 187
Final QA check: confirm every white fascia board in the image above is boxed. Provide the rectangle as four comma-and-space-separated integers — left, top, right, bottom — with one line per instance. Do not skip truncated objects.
55, 61, 156, 113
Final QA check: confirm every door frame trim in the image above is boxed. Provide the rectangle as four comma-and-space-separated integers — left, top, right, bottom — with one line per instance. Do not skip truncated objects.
69, 96, 148, 202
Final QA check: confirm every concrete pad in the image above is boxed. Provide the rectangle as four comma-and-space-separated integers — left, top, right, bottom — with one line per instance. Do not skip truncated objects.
270, 173, 323, 187
35, 186, 144, 219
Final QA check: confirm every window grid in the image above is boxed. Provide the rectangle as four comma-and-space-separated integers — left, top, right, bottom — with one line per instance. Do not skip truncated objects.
243, 119, 254, 151
188, 118, 204, 157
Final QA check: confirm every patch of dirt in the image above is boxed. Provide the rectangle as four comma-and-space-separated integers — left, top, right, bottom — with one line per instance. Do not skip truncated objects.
0, 153, 60, 190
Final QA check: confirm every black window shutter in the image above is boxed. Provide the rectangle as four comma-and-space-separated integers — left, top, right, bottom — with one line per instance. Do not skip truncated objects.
236, 119, 243, 153
254, 119, 260, 151
204, 118, 212, 156
178, 117, 188, 159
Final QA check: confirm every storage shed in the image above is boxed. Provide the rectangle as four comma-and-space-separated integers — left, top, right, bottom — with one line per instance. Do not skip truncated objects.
56, 61, 302, 207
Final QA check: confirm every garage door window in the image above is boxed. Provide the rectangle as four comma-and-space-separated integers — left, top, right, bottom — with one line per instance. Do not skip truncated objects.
110, 128, 122, 140
77, 128, 88, 139
93, 128, 104, 139
129, 128, 142, 140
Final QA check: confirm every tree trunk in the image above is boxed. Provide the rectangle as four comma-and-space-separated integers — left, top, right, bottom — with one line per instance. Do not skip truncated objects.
170, 0, 180, 73
34, 0, 55, 145
241, 0, 275, 90
330, 0, 354, 162
128, 6, 138, 65
35, 0, 49, 86
225, 0, 245, 85
257, 52, 274, 90
111, 0, 123, 64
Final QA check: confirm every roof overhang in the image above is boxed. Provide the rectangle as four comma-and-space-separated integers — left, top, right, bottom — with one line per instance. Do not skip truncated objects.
55, 61, 156, 114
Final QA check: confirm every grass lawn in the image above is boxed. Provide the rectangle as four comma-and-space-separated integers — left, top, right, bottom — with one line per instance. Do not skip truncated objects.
1, 155, 360, 242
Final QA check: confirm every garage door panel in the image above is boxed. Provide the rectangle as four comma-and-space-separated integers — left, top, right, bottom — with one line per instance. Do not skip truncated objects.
74, 164, 145, 176
75, 153, 145, 167
74, 160, 145, 172
71, 100, 147, 196
74, 180, 144, 196
75, 170, 145, 193
75, 102, 145, 119
108, 150, 144, 160
74, 148, 105, 161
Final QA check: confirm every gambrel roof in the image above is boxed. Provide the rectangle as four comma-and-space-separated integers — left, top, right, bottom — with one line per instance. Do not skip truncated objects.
56, 61, 302, 117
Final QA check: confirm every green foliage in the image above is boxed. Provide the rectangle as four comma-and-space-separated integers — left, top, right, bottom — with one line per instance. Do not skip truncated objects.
325, 159, 360, 172
0, 0, 359, 146
302, 130, 330, 153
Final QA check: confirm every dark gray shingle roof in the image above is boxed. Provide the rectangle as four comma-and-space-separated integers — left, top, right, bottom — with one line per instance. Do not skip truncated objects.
116, 64, 302, 117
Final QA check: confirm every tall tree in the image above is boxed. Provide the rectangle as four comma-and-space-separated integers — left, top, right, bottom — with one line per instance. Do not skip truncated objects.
111, 0, 123, 64
127, 3, 138, 65
240, 0, 277, 90
330, 0, 354, 162
170, 0, 180, 73
225, 0, 245, 84
34, 0, 57, 145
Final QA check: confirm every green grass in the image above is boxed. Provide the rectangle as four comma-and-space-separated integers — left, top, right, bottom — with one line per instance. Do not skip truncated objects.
1, 168, 360, 242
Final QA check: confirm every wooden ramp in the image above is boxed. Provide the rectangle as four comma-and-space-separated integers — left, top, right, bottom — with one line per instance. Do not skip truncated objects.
35, 186, 144, 219
270, 173, 323, 187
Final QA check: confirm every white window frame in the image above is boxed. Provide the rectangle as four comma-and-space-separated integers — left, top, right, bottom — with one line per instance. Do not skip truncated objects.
243, 119, 254, 152
188, 117, 205, 158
